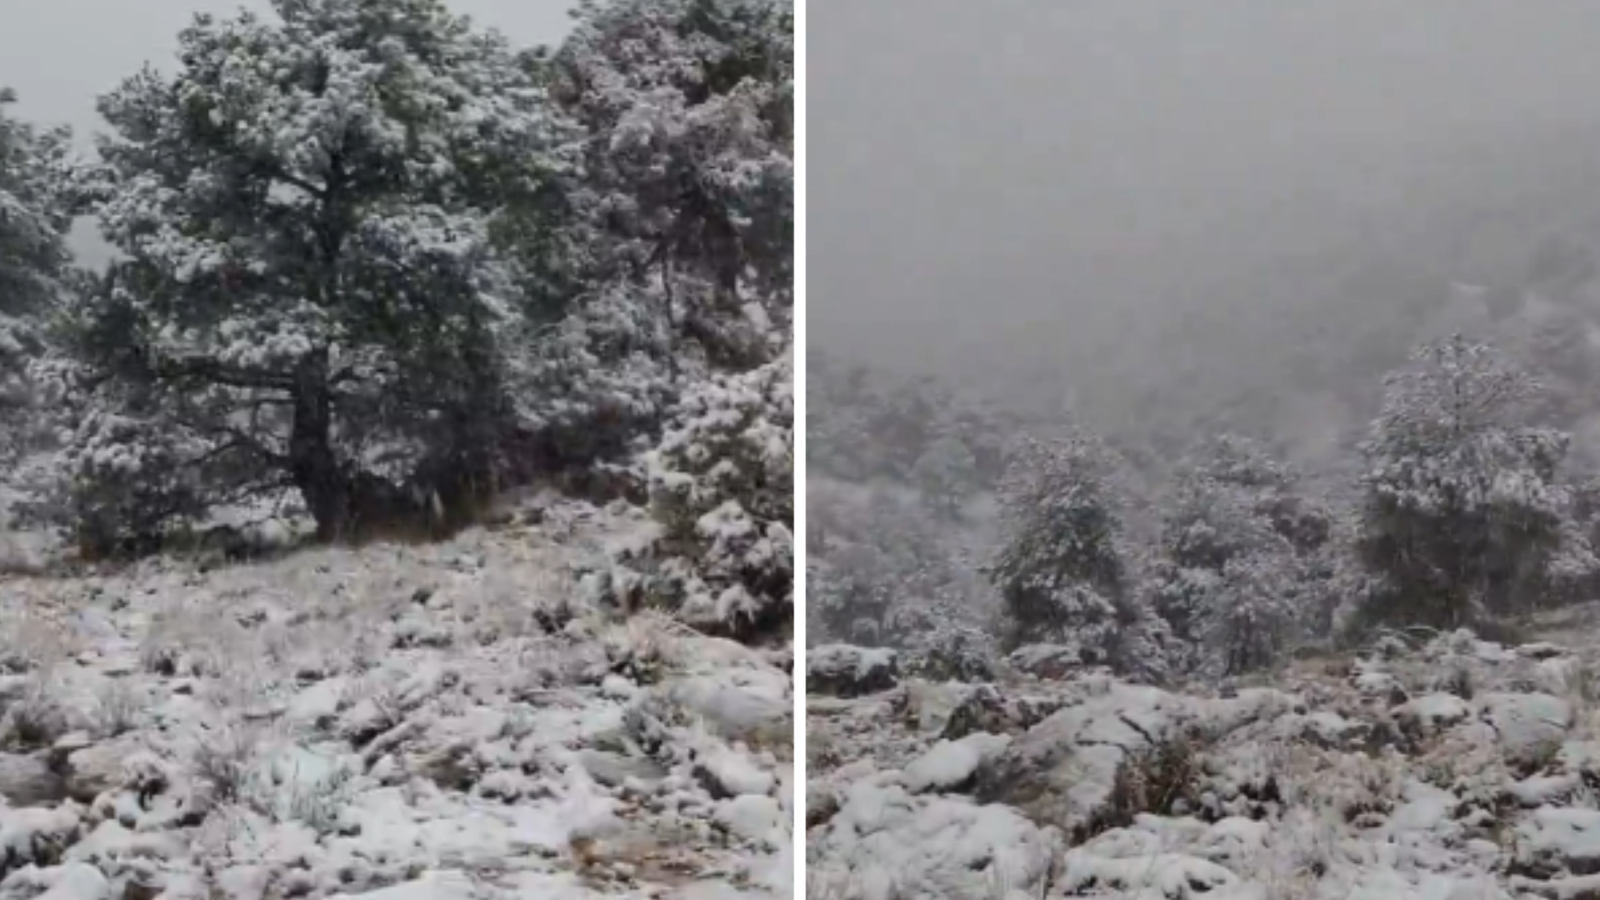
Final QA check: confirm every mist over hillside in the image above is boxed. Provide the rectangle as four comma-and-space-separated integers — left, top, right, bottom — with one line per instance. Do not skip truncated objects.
804, 0, 1600, 717
820, 119, 1600, 455
812, 0, 1600, 450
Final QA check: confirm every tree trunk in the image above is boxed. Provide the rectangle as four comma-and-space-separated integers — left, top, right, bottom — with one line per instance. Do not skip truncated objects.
287, 350, 349, 540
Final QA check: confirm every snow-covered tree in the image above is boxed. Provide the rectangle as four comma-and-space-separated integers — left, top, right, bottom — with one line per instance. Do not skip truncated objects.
811, 489, 928, 644
1356, 335, 1577, 628
989, 433, 1147, 665
1148, 437, 1313, 678
0, 89, 75, 467
640, 346, 792, 639
51, 0, 568, 547
911, 433, 977, 519
547, 0, 793, 374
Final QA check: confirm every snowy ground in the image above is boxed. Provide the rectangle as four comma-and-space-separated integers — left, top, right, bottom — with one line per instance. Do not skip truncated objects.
0, 499, 793, 900
806, 628, 1600, 900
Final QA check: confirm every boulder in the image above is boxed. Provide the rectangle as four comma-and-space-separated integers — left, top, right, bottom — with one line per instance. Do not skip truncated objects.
1007, 643, 1086, 680
808, 645, 899, 698
0, 753, 67, 808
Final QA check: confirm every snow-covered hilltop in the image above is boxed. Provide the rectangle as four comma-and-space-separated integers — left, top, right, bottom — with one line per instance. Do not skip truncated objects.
806, 628, 1600, 900
0, 498, 792, 900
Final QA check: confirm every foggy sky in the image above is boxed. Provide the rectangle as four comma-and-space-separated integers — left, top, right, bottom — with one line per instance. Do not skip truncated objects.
0, 0, 574, 262
812, 0, 1600, 391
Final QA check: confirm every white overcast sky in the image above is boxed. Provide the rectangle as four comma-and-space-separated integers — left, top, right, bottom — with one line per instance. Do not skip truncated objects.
0, 0, 575, 260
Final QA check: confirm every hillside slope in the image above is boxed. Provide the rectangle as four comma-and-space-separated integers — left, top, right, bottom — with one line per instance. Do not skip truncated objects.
807, 627, 1600, 900
0, 500, 792, 900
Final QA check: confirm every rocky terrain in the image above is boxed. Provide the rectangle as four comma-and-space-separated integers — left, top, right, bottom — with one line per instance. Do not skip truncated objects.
805, 627, 1600, 900
0, 499, 793, 900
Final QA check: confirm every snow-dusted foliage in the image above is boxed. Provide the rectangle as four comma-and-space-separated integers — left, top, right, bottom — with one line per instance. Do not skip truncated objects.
547, 0, 794, 374
493, 0, 796, 492
808, 477, 997, 654
1357, 335, 1586, 629
0, 0, 795, 604
911, 433, 978, 520
628, 347, 792, 639
1148, 436, 1337, 678
0, 89, 75, 467
989, 433, 1170, 674
30, 0, 568, 548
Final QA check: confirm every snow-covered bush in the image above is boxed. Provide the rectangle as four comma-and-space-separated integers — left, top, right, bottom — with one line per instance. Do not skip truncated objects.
991, 434, 1128, 630
629, 349, 793, 640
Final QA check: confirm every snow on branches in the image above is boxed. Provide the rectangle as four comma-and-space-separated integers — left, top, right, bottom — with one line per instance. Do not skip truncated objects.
624, 346, 793, 640
1358, 334, 1587, 627
50, 0, 569, 543
0, 89, 76, 465
550, 0, 794, 371
988, 433, 1172, 676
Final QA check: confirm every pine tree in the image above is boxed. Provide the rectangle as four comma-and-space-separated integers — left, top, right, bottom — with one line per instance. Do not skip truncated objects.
58, 0, 567, 546
0, 88, 75, 468
989, 433, 1136, 664
547, 0, 793, 374
1149, 436, 1310, 678
1357, 335, 1574, 628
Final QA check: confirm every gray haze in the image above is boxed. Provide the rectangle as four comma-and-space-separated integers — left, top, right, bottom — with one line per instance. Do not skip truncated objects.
0, 0, 574, 263
812, 0, 1600, 410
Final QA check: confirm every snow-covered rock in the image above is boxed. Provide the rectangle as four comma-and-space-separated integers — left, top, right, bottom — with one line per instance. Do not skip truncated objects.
1006, 643, 1085, 680
808, 629, 1600, 900
808, 644, 899, 698
902, 733, 1011, 794
0, 755, 66, 808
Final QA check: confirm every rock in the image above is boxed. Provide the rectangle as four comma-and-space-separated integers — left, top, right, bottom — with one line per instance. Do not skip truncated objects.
1477, 692, 1572, 764
808, 783, 1059, 898
579, 750, 666, 789
662, 668, 791, 744
972, 684, 1191, 837
121, 878, 163, 900
0, 806, 81, 874
940, 684, 1058, 740
808, 644, 899, 698
903, 733, 1012, 794
714, 794, 786, 846
1291, 711, 1372, 752
806, 782, 841, 828
61, 735, 148, 804
693, 745, 775, 799
327, 871, 478, 900
215, 865, 272, 900
1394, 693, 1472, 739
2, 862, 111, 900
1007, 643, 1086, 680
1060, 850, 1238, 897
1516, 807, 1600, 878
0, 752, 68, 807
287, 679, 345, 728
1518, 642, 1568, 660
